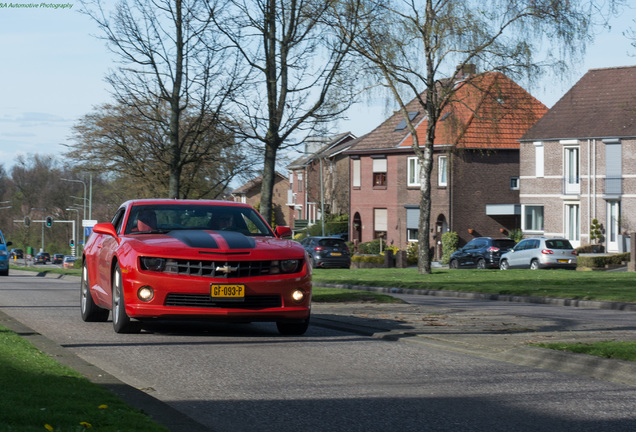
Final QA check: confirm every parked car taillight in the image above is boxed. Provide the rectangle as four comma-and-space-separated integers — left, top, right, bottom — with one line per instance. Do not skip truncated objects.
541, 249, 554, 255
314, 246, 325, 251
572, 250, 578, 255
487, 247, 500, 252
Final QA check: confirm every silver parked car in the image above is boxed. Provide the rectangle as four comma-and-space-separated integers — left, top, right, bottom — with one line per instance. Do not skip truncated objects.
499, 237, 577, 270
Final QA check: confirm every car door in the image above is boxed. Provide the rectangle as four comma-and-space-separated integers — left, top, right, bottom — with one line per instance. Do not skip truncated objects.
507, 239, 528, 268
456, 239, 478, 267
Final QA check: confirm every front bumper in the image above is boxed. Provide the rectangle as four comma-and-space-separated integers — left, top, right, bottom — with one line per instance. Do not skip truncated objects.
121, 268, 312, 322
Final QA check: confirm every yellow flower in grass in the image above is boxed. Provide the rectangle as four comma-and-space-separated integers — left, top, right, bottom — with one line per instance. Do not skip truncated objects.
98, 404, 108, 409
80, 422, 92, 428
44, 425, 54, 431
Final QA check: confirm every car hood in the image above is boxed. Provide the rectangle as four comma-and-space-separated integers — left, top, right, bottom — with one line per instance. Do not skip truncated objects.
122, 230, 304, 259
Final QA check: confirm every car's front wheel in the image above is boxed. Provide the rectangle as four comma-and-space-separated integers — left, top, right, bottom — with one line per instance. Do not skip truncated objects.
80, 261, 109, 322
499, 259, 509, 270
112, 263, 141, 334
449, 259, 459, 269
276, 317, 310, 336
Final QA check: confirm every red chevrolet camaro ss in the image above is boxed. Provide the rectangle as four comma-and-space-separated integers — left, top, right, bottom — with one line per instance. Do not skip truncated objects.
81, 199, 312, 335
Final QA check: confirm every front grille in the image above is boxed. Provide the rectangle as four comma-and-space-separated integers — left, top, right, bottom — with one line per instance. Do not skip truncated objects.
164, 259, 273, 278
165, 294, 282, 309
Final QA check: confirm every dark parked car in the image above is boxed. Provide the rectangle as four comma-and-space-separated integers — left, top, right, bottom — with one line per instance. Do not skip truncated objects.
34, 252, 51, 264
301, 236, 351, 268
52, 253, 65, 264
499, 237, 577, 270
10, 248, 24, 259
449, 237, 516, 269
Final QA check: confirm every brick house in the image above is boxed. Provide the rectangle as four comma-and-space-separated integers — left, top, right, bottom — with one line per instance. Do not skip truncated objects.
230, 172, 290, 227
519, 65, 636, 253
346, 69, 547, 259
286, 133, 356, 230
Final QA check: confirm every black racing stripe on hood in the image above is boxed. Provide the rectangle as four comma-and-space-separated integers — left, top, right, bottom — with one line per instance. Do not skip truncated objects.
215, 230, 256, 249
168, 230, 219, 249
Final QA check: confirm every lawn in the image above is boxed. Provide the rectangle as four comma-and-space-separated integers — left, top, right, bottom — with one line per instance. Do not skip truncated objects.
0, 325, 168, 432
311, 267, 636, 303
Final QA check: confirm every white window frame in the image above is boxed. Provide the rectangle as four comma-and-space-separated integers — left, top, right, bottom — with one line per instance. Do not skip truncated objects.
522, 204, 544, 233
564, 145, 580, 194
352, 159, 361, 188
510, 177, 519, 190
438, 155, 448, 186
407, 157, 420, 186
564, 203, 580, 246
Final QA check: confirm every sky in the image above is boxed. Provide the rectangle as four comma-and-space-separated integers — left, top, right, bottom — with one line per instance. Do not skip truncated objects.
1, 2, 635, 172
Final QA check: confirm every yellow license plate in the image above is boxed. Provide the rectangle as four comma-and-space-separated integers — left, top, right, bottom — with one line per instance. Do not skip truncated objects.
211, 284, 245, 299
331, 252, 342, 256
557, 259, 569, 263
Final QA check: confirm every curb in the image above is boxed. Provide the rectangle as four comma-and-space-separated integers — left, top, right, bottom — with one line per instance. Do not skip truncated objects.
313, 282, 636, 311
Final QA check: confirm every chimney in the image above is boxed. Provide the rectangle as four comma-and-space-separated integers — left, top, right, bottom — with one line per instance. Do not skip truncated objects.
456, 63, 476, 81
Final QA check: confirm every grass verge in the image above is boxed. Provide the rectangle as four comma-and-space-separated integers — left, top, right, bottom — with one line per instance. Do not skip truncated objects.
533, 341, 636, 362
311, 267, 636, 303
0, 325, 168, 432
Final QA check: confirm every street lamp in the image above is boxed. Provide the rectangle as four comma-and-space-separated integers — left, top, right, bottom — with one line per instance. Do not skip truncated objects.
62, 178, 88, 248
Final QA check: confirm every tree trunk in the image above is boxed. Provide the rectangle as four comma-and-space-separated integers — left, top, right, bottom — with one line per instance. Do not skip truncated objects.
259, 143, 277, 225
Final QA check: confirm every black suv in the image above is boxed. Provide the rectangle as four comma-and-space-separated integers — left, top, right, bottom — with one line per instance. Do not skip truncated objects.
300, 236, 351, 268
449, 237, 516, 269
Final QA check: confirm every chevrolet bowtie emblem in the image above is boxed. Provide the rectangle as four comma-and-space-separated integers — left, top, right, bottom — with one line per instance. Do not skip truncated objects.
216, 265, 238, 274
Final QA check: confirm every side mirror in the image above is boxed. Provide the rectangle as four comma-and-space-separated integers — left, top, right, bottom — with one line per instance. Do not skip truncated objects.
6, 241, 12, 247
92, 223, 119, 241
275, 226, 293, 239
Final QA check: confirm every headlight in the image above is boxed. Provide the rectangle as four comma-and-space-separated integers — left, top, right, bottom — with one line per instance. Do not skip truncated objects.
137, 286, 154, 302
0, 251, 7, 256
140, 257, 166, 272
291, 289, 306, 303
271, 259, 301, 274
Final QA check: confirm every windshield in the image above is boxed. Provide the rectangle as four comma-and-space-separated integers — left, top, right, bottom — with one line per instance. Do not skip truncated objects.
124, 204, 274, 237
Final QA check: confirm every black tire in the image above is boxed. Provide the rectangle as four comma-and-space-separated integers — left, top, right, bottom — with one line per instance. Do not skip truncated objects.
0, 269, 8, 276
499, 259, 509, 270
276, 316, 310, 336
449, 259, 459, 269
112, 263, 141, 334
476, 258, 486, 269
80, 261, 109, 322
530, 260, 540, 270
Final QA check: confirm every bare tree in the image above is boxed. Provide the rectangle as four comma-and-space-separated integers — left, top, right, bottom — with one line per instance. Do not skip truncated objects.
214, 0, 358, 224
79, 0, 241, 198
340, 0, 625, 273
67, 102, 253, 199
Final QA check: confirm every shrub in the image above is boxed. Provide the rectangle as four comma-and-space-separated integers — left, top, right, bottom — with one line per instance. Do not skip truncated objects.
441, 231, 459, 264
577, 252, 629, 268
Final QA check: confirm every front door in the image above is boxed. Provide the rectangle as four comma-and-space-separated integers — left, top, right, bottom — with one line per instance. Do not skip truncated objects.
607, 201, 620, 252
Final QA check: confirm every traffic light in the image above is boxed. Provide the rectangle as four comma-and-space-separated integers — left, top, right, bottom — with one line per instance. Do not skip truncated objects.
45, 216, 53, 227
70, 239, 74, 247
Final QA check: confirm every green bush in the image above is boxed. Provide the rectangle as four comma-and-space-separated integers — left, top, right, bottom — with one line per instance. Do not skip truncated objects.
358, 239, 382, 255
441, 231, 459, 265
577, 253, 630, 268
351, 254, 385, 264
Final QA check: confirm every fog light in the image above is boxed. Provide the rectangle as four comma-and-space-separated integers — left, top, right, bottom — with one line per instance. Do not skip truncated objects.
291, 289, 305, 303
138, 286, 154, 302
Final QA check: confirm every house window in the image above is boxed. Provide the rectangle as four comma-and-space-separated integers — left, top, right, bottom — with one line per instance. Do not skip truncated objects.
289, 173, 294, 190
372, 158, 387, 187
510, 177, 519, 190
564, 146, 580, 194
374, 208, 387, 238
352, 159, 361, 188
605, 141, 622, 194
438, 155, 448, 186
565, 204, 580, 242
407, 157, 420, 186
534, 142, 544, 177
522, 205, 544, 232
406, 207, 419, 242
297, 173, 303, 192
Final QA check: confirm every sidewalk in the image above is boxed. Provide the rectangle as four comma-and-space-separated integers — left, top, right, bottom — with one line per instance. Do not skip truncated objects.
312, 299, 636, 388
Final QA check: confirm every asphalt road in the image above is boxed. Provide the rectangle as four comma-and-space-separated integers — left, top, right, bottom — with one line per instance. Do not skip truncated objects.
3, 272, 636, 431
